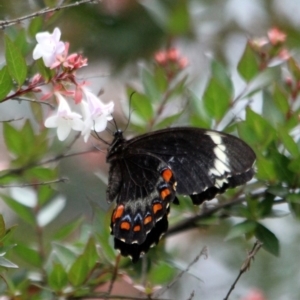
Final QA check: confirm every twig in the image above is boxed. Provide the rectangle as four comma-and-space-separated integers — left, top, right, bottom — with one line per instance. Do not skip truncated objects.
0, 177, 69, 188
107, 254, 121, 295
0, 117, 24, 123
0, 0, 102, 29
223, 240, 263, 300
165, 196, 247, 237
154, 247, 208, 298
12, 97, 56, 109
186, 291, 195, 300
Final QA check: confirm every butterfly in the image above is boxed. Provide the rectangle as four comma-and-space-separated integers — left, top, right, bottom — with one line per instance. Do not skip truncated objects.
106, 127, 256, 262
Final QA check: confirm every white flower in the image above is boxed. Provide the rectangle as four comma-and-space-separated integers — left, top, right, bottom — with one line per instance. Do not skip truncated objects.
33, 27, 65, 67
45, 93, 84, 141
80, 90, 114, 142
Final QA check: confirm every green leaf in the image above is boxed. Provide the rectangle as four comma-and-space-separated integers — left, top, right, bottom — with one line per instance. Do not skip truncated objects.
0, 215, 6, 239
287, 193, 300, 203
148, 261, 174, 284
28, 16, 43, 38
4, 35, 27, 86
30, 100, 44, 124
37, 196, 66, 227
257, 194, 275, 218
52, 243, 77, 268
167, 1, 190, 34
13, 244, 42, 268
288, 156, 300, 173
0, 66, 13, 101
256, 156, 277, 181
95, 208, 115, 261
3, 123, 23, 156
237, 42, 259, 82
288, 57, 300, 81
225, 220, 257, 241
128, 88, 153, 121
1, 195, 35, 226
255, 223, 279, 256
142, 68, 160, 102
154, 66, 168, 93
83, 237, 98, 270
48, 263, 68, 291
36, 58, 54, 81
154, 112, 182, 130
0, 256, 18, 269
278, 128, 299, 158
14, 28, 29, 56
53, 217, 84, 240
273, 84, 289, 115
68, 255, 89, 287
238, 107, 276, 148
262, 90, 284, 126
244, 67, 281, 98
203, 61, 232, 121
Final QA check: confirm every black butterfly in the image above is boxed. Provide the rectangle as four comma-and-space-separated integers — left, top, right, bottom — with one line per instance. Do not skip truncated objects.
106, 127, 256, 262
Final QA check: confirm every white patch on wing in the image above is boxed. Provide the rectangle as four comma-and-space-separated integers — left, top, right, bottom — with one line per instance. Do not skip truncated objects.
206, 133, 231, 177
215, 159, 231, 175
214, 146, 228, 164
206, 132, 223, 144
215, 178, 228, 188
209, 168, 222, 176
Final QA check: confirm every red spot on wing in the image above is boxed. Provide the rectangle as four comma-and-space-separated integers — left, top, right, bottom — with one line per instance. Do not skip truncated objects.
133, 225, 141, 232
162, 169, 173, 182
112, 205, 124, 223
144, 216, 152, 225
160, 188, 171, 200
153, 203, 163, 214
120, 221, 130, 230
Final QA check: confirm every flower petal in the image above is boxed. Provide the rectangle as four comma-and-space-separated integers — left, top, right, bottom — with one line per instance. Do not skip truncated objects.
44, 115, 58, 128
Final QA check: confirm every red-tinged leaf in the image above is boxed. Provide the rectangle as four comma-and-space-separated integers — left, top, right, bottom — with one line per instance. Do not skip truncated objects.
4, 35, 27, 86
0, 66, 13, 101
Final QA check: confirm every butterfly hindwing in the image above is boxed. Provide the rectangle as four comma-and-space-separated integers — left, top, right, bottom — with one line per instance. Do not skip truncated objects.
106, 127, 256, 261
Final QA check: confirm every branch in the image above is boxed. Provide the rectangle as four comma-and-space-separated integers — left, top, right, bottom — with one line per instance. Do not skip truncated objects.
0, 0, 102, 29
223, 240, 263, 300
154, 247, 208, 298
0, 177, 69, 188
165, 195, 247, 237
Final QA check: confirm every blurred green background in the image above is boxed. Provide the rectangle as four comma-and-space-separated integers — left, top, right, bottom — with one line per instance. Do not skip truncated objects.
1, 0, 300, 299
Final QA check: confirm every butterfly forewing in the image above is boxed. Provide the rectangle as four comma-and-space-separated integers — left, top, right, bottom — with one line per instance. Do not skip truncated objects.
106, 127, 256, 261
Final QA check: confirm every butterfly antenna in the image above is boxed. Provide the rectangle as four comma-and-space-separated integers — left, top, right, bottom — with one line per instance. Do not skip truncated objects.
123, 91, 136, 133
92, 122, 111, 145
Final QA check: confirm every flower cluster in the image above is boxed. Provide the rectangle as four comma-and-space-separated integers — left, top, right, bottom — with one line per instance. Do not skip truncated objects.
154, 47, 188, 79
249, 27, 290, 69
32, 28, 114, 142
